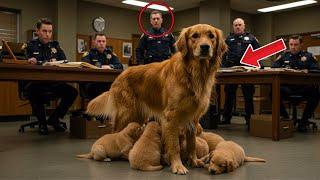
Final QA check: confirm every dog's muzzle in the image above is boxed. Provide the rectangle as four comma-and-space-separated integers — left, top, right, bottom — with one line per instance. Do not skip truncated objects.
200, 44, 210, 57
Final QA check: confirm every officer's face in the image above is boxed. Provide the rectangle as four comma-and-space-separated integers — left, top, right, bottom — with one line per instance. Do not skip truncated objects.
150, 13, 163, 29
233, 19, 245, 35
95, 35, 107, 53
288, 39, 301, 55
37, 24, 53, 44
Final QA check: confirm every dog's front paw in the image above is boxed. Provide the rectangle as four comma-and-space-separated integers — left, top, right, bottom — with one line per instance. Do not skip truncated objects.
188, 158, 204, 168
171, 164, 188, 175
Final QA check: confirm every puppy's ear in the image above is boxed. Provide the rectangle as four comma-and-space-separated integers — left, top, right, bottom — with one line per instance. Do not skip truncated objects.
175, 27, 190, 57
215, 29, 228, 60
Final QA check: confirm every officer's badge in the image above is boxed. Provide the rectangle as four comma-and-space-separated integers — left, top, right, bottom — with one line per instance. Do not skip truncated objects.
82, 51, 89, 57
301, 56, 307, 62
21, 43, 27, 50
244, 36, 250, 41
51, 48, 57, 54
106, 54, 112, 60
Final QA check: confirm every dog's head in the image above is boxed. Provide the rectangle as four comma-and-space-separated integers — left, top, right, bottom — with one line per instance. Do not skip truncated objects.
123, 122, 143, 140
206, 150, 235, 175
176, 24, 227, 62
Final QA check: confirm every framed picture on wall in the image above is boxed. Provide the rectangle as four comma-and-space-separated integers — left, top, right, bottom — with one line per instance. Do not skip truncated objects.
122, 42, 132, 58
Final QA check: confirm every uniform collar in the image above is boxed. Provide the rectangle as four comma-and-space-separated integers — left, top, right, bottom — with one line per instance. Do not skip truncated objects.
149, 27, 165, 35
36, 38, 51, 46
93, 48, 107, 54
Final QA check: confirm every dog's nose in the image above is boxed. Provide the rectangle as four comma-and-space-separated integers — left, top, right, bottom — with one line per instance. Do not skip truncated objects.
200, 44, 210, 52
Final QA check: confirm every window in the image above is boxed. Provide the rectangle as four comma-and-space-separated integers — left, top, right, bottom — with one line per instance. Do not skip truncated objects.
0, 8, 20, 43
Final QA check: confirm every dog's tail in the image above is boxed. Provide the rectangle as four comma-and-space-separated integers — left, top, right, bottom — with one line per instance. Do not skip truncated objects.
86, 91, 114, 118
76, 153, 93, 159
244, 156, 266, 162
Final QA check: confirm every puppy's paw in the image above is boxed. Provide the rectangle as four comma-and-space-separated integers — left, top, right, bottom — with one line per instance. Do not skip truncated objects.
171, 164, 188, 175
188, 158, 204, 168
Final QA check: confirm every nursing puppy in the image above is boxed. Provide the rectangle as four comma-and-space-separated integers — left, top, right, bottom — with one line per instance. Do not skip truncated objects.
76, 122, 143, 161
129, 121, 163, 171
86, 24, 227, 174
199, 132, 225, 152
202, 141, 266, 175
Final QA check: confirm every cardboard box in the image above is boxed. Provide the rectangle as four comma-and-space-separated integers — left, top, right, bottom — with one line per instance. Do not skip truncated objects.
70, 115, 112, 139
250, 114, 294, 139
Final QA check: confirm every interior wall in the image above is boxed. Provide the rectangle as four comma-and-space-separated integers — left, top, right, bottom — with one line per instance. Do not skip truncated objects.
0, 0, 57, 42
173, 7, 199, 33
77, 1, 140, 40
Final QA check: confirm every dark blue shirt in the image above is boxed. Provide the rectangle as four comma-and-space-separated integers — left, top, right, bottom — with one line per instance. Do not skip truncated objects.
222, 32, 260, 67
272, 50, 319, 70
81, 48, 123, 70
25, 38, 66, 63
136, 27, 175, 64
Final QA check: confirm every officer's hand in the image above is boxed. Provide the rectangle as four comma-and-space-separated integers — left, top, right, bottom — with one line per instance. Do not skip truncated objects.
101, 65, 112, 69
50, 58, 57, 62
28, 57, 37, 64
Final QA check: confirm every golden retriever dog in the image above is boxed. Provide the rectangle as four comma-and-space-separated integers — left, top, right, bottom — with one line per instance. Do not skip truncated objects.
76, 122, 143, 161
129, 121, 163, 171
201, 141, 266, 175
86, 24, 227, 174
199, 132, 225, 152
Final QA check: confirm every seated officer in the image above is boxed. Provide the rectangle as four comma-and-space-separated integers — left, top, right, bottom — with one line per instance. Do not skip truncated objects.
221, 18, 260, 126
24, 18, 78, 135
81, 33, 123, 100
272, 35, 319, 132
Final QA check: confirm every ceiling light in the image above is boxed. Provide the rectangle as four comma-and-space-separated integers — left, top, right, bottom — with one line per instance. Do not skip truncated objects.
122, 0, 174, 11
258, 0, 317, 13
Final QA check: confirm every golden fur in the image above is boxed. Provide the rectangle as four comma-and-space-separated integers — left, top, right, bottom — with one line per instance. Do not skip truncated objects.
199, 132, 225, 152
129, 121, 163, 171
86, 24, 227, 174
202, 141, 266, 175
76, 122, 143, 161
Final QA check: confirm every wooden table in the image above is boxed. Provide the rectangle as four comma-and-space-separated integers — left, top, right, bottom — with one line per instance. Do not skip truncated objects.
216, 71, 320, 141
0, 63, 122, 82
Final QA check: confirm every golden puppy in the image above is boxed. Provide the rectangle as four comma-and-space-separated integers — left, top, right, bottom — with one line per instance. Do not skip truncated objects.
129, 121, 163, 171
202, 141, 266, 175
199, 132, 225, 152
86, 24, 227, 174
76, 122, 142, 161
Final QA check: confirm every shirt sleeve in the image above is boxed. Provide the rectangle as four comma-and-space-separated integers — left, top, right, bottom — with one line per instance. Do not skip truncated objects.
135, 34, 147, 65
110, 54, 123, 70
55, 42, 67, 60
272, 54, 284, 68
307, 53, 319, 70
169, 33, 176, 54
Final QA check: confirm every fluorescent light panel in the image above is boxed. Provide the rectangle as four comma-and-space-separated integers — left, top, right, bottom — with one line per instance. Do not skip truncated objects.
258, 0, 317, 13
122, 0, 174, 11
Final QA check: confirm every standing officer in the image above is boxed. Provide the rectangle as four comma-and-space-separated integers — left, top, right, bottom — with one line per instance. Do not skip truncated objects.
272, 35, 319, 132
136, 10, 175, 65
221, 18, 260, 126
81, 33, 123, 100
24, 18, 78, 135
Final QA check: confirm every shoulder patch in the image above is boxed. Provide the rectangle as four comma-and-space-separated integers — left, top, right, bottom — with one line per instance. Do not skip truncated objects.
82, 51, 89, 57
21, 43, 27, 50
275, 55, 282, 61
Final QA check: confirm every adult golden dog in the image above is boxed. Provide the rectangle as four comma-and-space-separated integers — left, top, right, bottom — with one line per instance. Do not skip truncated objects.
86, 24, 227, 174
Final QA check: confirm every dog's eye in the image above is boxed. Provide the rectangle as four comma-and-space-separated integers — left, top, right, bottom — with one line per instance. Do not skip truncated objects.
192, 33, 199, 39
208, 33, 215, 39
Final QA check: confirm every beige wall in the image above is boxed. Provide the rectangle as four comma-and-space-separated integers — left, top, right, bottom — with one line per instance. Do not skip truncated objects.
173, 7, 199, 33
273, 5, 320, 37
77, 1, 140, 40
0, 0, 57, 42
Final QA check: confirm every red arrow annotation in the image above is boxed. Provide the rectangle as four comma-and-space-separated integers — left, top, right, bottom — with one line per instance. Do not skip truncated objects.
240, 38, 287, 68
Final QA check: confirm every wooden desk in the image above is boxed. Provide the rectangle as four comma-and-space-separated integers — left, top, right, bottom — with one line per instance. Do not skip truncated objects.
216, 71, 320, 141
0, 63, 122, 82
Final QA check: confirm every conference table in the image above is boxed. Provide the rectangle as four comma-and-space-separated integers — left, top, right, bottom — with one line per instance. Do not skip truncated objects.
215, 70, 320, 141
1, 63, 320, 140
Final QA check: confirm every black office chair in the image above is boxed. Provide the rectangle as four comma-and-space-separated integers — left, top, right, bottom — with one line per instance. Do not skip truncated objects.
287, 95, 317, 132
18, 82, 67, 133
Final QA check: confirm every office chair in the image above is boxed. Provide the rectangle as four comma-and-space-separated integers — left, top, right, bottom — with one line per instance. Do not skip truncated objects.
287, 95, 317, 132
18, 82, 67, 133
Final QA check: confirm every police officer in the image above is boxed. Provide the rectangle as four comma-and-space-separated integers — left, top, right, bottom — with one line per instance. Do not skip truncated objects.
272, 35, 319, 132
221, 18, 260, 126
24, 18, 78, 135
136, 10, 175, 65
81, 33, 123, 100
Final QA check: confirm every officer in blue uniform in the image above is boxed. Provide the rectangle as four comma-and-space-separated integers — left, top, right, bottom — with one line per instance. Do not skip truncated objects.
221, 18, 260, 126
272, 35, 319, 132
81, 33, 123, 100
136, 10, 175, 65
24, 18, 78, 135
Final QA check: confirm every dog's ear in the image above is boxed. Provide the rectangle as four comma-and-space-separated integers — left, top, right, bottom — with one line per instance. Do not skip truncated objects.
214, 29, 228, 60
175, 27, 190, 57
